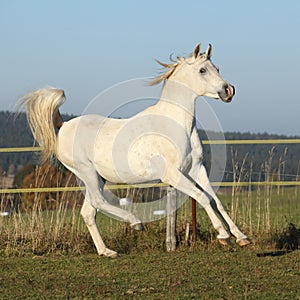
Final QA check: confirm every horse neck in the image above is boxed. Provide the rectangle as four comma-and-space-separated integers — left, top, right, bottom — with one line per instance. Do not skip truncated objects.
157, 79, 197, 130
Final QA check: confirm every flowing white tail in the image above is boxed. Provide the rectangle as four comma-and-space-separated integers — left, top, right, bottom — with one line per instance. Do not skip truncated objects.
19, 88, 65, 163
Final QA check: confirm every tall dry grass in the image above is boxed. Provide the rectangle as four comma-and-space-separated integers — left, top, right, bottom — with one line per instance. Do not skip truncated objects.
0, 148, 299, 256
0, 193, 86, 256
226, 146, 299, 241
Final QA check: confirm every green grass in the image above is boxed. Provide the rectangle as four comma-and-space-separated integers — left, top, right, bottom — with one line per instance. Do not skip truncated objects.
0, 248, 299, 299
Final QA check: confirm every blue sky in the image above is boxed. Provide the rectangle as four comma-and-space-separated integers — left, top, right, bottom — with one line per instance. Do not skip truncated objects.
1, 1, 299, 135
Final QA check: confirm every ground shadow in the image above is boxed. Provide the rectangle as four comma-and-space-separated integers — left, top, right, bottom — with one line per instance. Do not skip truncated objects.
257, 223, 299, 257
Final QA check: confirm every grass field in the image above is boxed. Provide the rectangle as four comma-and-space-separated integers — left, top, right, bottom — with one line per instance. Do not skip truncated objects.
0, 248, 299, 299
0, 186, 299, 299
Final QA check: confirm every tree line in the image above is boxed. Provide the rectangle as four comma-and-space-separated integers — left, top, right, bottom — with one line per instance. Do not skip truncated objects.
0, 111, 299, 183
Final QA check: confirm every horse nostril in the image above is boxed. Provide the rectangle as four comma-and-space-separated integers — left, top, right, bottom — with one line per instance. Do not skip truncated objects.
225, 84, 235, 97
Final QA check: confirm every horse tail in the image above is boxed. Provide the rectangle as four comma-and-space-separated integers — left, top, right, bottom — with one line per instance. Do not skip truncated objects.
18, 88, 65, 163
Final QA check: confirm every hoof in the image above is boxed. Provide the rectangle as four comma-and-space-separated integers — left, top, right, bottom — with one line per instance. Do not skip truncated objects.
218, 238, 231, 246
131, 222, 144, 231
100, 248, 118, 258
237, 238, 251, 247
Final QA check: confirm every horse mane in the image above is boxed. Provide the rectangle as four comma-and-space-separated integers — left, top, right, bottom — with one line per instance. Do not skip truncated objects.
148, 55, 185, 86
149, 51, 208, 86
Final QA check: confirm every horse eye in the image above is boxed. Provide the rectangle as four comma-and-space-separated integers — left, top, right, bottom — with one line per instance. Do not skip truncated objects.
199, 68, 206, 74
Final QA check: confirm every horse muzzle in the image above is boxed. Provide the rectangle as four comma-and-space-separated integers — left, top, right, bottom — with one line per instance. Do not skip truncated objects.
219, 84, 235, 103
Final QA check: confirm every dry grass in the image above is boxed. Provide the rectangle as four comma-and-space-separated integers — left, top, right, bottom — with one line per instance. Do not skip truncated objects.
0, 146, 299, 257
0, 184, 299, 257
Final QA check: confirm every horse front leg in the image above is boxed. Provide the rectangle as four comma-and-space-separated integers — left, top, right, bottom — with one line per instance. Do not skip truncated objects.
190, 164, 251, 246
162, 169, 232, 244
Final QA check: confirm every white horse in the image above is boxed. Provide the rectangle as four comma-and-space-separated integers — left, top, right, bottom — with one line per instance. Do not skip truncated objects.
20, 43, 250, 257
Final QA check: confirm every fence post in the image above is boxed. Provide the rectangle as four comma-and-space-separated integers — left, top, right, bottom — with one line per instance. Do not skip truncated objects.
166, 187, 177, 251
192, 198, 197, 242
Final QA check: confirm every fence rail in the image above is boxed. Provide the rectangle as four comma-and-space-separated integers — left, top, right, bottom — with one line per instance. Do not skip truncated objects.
0, 181, 300, 195
1, 139, 299, 194
0, 147, 41, 153
202, 139, 300, 145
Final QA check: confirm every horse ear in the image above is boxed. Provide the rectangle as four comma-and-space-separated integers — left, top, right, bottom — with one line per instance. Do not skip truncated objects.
205, 44, 212, 59
193, 43, 201, 59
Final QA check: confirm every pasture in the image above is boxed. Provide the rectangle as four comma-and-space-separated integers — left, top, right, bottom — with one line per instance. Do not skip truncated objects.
0, 186, 299, 299
0, 248, 299, 299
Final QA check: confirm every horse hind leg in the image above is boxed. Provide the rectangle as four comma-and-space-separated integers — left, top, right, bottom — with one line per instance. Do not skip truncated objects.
93, 197, 143, 230
74, 163, 143, 228
71, 164, 143, 257
81, 199, 118, 258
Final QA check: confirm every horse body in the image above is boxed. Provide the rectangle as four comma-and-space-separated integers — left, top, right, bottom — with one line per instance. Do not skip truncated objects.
20, 43, 250, 257
58, 80, 196, 185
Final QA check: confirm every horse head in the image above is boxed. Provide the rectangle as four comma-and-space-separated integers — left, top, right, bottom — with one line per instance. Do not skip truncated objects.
153, 43, 235, 103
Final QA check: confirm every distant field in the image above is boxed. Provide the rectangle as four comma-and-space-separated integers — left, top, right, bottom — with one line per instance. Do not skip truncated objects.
0, 187, 299, 299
